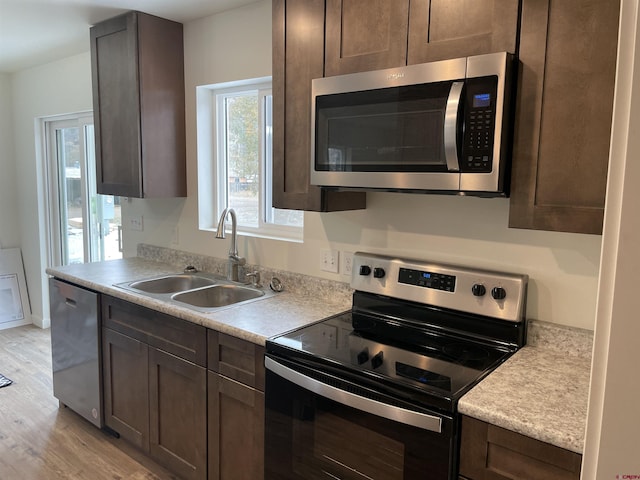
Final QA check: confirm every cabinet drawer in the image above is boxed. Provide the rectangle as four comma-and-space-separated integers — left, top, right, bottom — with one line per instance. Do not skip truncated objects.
102, 295, 207, 367
208, 331, 265, 391
459, 416, 582, 480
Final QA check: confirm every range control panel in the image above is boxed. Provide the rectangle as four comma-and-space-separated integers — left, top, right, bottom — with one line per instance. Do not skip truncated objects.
352, 252, 528, 323
398, 268, 456, 292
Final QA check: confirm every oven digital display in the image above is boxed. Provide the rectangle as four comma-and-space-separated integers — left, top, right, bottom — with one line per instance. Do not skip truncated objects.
473, 93, 491, 108
398, 268, 456, 292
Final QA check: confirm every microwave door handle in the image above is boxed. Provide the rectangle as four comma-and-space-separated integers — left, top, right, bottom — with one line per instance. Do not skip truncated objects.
444, 81, 464, 172
265, 356, 443, 434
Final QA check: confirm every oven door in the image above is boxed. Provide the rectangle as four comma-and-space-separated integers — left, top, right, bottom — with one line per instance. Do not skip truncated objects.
265, 356, 456, 480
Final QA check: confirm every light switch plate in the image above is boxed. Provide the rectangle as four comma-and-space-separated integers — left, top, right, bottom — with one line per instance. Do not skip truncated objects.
129, 215, 143, 231
320, 249, 339, 273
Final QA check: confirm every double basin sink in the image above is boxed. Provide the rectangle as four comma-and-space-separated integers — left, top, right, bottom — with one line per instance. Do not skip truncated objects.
116, 272, 275, 312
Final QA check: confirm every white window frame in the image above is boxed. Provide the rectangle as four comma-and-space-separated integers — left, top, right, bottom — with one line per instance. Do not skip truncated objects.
43, 113, 94, 266
196, 77, 303, 242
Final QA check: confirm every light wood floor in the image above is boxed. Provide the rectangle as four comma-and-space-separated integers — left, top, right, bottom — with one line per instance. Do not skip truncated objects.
0, 325, 179, 480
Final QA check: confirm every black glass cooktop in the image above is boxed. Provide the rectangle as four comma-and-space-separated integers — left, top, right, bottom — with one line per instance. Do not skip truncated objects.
270, 311, 512, 404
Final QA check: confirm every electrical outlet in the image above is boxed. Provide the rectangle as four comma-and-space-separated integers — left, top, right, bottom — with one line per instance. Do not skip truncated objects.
129, 215, 143, 231
341, 251, 354, 276
320, 249, 339, 273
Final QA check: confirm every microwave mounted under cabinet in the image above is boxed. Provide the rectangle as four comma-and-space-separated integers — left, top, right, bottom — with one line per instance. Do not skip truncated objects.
311, 52, 515, 196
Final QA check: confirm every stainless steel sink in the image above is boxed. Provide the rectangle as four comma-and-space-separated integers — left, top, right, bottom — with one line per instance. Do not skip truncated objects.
115, 272, 276, 312
172, 284, 265, 309
127, 274, 217, 294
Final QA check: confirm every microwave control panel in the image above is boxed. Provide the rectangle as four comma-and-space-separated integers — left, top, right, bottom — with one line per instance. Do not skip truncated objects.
462, 76, 498, 173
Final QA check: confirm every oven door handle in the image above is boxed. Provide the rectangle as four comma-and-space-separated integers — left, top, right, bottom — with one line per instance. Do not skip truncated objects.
265, 357, 442, 434
444, 81, 463, 172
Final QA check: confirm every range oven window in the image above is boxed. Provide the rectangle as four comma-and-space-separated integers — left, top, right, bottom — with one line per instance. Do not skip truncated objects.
265, 365, 455, 480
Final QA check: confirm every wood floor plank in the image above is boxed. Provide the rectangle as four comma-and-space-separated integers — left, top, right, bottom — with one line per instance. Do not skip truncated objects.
0, 325, 180, 480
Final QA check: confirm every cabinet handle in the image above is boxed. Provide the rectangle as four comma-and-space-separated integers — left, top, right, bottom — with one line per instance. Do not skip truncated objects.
444, 81, 464, 172
265, 357, 442, 433
117, 225, 123, 253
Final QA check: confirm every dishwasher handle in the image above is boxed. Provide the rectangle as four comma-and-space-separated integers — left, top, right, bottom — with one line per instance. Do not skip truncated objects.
265, 356, 442, 433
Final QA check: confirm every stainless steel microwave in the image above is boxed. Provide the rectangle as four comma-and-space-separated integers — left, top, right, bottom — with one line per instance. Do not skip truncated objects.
311, 52, 515, 196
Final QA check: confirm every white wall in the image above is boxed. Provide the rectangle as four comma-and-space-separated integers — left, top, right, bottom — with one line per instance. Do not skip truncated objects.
123, 0, 602, 330
11, 52, 93, 326
583, 0, 640, 476
0, 73, 19, 249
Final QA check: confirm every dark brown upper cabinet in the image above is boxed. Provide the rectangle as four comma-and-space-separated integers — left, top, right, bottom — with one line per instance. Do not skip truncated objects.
324, 0, 410, 75
272, 0, 521, 212
508, 0, 619, 234
272, 0, 366, 212
324, 0, 519, 73
407, 0, 520, 64
90, 11, 186, 198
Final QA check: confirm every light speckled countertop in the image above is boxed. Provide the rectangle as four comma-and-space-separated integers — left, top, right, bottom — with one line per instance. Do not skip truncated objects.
458, 321, 593, 454
46, 256, 352, 346
48, 245, 593, 455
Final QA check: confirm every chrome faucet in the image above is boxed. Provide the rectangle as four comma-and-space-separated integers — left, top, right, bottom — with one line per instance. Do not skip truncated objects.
215, 208, 246, 282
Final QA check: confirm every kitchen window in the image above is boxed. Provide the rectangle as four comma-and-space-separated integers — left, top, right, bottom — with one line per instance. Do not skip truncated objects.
197, 78, 303, 242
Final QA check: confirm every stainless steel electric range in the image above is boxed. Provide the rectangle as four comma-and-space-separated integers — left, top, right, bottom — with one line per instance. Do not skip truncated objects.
265, 252, 528, 480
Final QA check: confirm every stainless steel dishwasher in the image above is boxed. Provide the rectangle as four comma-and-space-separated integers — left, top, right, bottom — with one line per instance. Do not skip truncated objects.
49, 277, 102, 428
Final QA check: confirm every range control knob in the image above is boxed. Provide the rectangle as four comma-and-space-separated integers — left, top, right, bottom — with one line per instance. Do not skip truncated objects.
359, 265, 372, 276
472, 284, 486, 297
373, 267, 386, 279
356, 350, 369, 365
371, 352, 384, 369
491, 286, 507, 300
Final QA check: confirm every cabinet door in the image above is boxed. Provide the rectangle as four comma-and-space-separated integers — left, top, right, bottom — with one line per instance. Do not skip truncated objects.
90, 11, 186, 198
149, 348, 207, 480
508, 0, 619, 234
459, 416, 582, 480
407, 0, 519, 65
208, 371, 264, 480
102, 327, 149, 450
325, 0, 410, 75
272, 0, 366, 212
208, 330, 265, 390
90, 12, 142, 198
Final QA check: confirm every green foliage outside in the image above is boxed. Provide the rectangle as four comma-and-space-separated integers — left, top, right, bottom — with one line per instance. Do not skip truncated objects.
226, 94, 260, 195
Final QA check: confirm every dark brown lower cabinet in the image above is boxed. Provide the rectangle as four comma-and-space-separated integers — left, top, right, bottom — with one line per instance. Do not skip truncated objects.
150, 348, 207, 480
102, 327, 150, 450
101, 295, 207, 480
459, 416, 582, 480
101, 295, 267, 480
208, 372, 264, 480
208, 330, 265, 480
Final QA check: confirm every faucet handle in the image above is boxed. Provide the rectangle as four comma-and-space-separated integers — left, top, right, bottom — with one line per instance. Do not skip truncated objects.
246, 271, 261, 288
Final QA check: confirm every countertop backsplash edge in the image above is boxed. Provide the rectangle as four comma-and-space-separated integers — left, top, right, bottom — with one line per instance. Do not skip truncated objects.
136, 243, 354, 307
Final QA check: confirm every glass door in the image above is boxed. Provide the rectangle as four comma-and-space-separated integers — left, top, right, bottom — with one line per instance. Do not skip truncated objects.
47, 116, 122, 265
